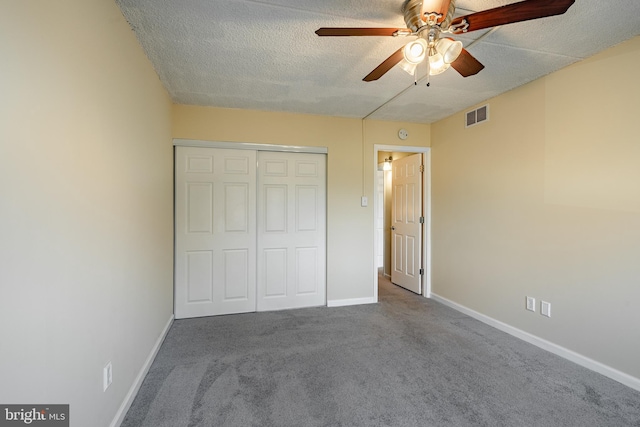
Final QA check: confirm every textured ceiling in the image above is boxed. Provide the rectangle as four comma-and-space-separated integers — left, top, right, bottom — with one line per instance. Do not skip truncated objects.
116, 0, 640, 124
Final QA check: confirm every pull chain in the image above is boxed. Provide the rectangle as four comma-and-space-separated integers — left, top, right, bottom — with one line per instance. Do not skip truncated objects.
426, 59, 431, 87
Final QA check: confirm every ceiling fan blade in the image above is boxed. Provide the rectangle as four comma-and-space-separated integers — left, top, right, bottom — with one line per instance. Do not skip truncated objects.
315, 28, 409, 37
450, 48, 484, 77
422, 0, 452, 22
449, 0, 575, 33
363, 47, 405, 82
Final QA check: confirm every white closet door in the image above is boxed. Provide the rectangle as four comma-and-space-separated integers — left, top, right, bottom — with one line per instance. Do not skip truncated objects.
257, 151, 326, 311
174, 146, 257, 318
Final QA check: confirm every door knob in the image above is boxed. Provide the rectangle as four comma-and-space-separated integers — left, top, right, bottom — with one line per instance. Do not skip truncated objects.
391, 226, 395, 230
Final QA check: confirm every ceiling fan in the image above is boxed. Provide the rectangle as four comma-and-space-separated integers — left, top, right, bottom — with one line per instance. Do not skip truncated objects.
315, 0, 575, 82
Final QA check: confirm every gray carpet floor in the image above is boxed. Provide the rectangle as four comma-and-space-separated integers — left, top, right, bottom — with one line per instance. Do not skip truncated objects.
121, 274, 640, 426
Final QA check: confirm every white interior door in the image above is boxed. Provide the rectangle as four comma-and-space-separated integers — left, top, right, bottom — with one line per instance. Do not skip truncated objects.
391, 153, 423, 294
257, 151, 326, 311
174, 146, 257, 318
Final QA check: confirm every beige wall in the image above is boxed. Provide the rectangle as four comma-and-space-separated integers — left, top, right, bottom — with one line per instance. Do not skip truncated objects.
173, 105, 430, 302
431, 36, 640, 380
0, 1, 174, 426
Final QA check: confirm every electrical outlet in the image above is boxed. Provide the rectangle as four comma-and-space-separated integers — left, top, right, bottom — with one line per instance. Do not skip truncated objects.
526, 296, 535, 312
103, 362, 113, 391
541, 301, 551, 317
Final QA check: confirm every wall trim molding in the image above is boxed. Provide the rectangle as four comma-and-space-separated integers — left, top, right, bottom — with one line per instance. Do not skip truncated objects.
110, 314, 174, 427
430, 293, 640, 393
327, 297, 376, 308
173, 138, 328, 154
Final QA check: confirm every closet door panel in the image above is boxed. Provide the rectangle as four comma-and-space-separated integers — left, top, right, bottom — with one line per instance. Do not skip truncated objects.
257, 151, 326, 311
175, 146, 256, 318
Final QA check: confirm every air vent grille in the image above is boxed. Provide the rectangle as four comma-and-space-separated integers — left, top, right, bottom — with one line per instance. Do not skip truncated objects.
465, 104, 489, 128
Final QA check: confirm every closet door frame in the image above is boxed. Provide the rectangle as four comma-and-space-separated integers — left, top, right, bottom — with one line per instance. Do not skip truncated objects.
174, 139, 328, 155
173, 139, 328, 317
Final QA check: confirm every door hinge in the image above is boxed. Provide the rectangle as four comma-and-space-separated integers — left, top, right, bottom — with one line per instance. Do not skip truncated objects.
419, 164, 424, 173
419, 216, 425, 224
419, 268, 424, 275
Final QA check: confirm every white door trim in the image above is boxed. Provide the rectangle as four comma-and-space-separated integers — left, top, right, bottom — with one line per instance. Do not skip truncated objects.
173, 138, 328, 154
373, 145, 431, 302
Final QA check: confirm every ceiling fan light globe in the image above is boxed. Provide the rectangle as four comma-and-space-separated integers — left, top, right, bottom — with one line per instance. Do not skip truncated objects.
398, 59, 418, 75
410, 43, 425, 58
403, 39, 428, 64
436, 38, 463, 64
428, 52, 450, 75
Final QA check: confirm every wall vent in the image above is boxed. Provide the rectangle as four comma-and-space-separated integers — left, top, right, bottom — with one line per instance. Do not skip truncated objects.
465, 104, 489, 128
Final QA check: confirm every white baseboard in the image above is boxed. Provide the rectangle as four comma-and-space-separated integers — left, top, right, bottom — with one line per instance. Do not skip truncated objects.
327, 297, 376, 308
430, 293, 640, 393
110, 314, 174, 427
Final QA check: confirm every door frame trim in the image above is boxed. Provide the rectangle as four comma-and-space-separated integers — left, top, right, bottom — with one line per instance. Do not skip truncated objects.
173, 138, 328, 154
373, 145, 431, 301
173, 141, 329, 318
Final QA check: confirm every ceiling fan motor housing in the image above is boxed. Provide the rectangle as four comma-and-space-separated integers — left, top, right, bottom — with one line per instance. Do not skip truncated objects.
402, 0, 457, 32
402, 0, 425, 32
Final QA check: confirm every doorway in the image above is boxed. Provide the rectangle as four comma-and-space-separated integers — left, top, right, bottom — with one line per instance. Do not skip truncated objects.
373, 145, 431, 302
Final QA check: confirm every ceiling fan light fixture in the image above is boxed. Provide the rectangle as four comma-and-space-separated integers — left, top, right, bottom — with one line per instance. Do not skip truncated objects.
436, 37, 463, 64
403, 39, 428, 64
316, 0, 576, 82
